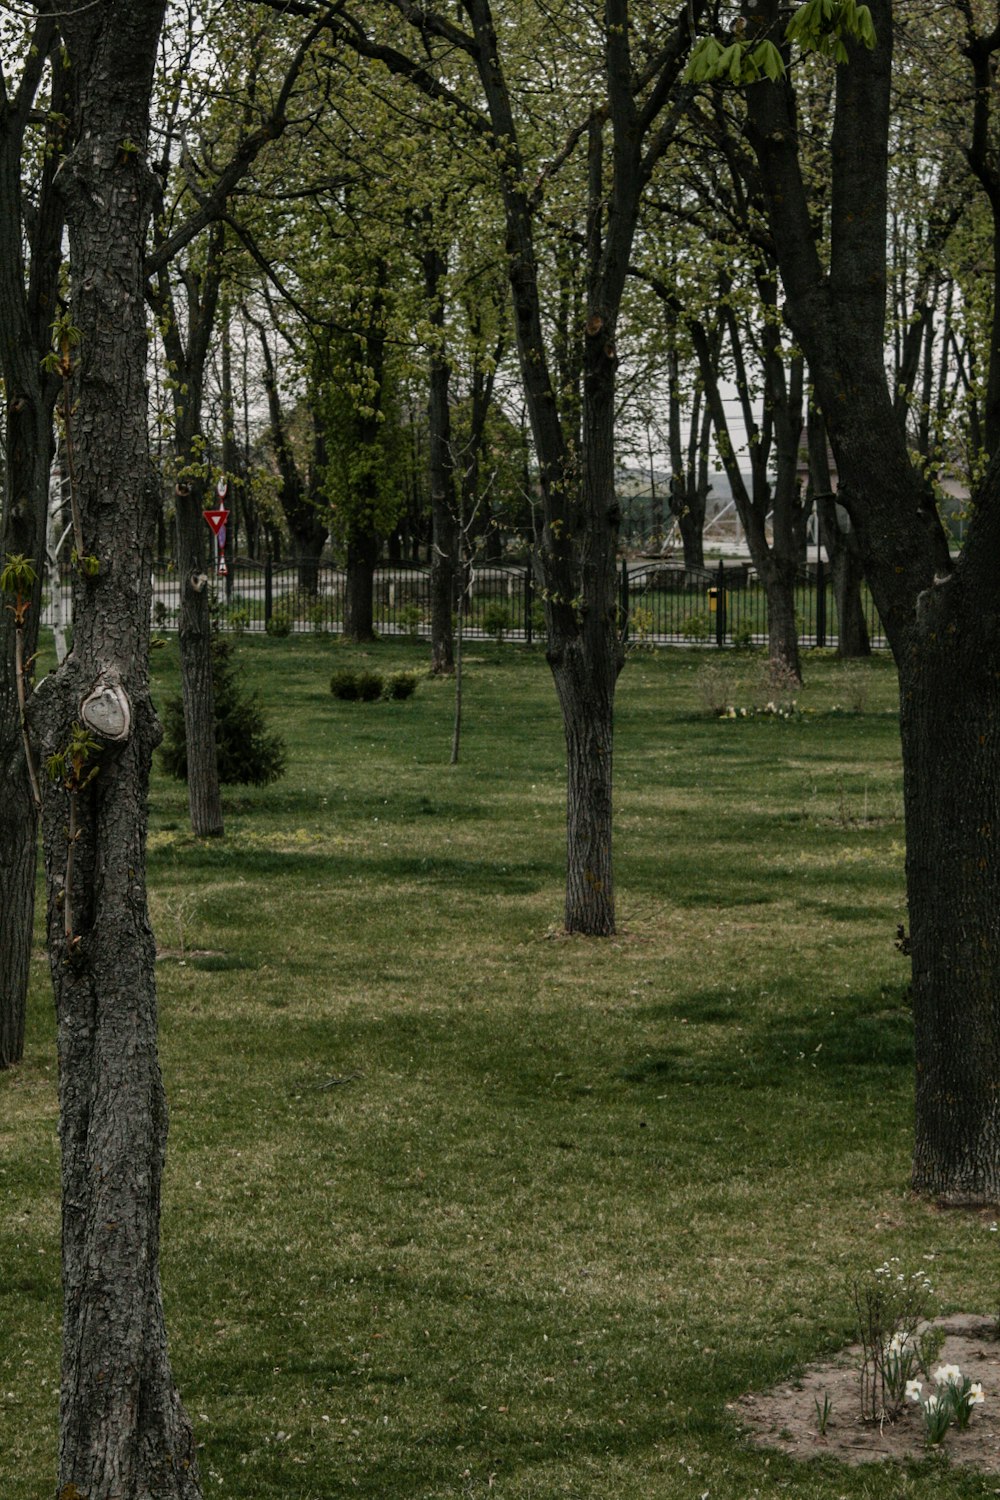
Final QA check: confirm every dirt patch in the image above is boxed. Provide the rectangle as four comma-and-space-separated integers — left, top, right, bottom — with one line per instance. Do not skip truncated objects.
734, 1315, 1000, 1472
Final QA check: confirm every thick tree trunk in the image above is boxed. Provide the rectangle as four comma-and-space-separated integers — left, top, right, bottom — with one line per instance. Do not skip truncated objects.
745, 0, 1000, 1200
293, 530, 325, 594
550, 637, 618, 934
344, 532, 379, 641
759, 555, 801, 683
33, 4, 202, 1493
903, 592, 1000, 1202
676, 500, 705, 569
544, 329, 624, 936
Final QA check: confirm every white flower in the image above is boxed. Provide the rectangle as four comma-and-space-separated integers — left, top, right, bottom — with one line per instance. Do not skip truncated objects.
924, 1394, 940, 1413
932, 1364, 962, 1387
905, 1380, 922, 1402
967, 1383, 985, 1406
887, 1332, 911, 1355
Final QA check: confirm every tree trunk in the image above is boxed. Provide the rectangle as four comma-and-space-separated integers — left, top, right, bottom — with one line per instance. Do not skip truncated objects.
544, 324, 624, 936
424, 240, 457, 673
745, 0, 1000, 1201
294, 529, 326, 594
0, 16, 63, 1067
344, 532, 379, 641
33, 4, 202, 1492
759, 554, 801, 683
550, 637, 618, 934
818, 497, 871, 658
903, 590, 1000, 1202
175, 482, 223, 837
809, 410, 870, 657
0, 397, 49, 1068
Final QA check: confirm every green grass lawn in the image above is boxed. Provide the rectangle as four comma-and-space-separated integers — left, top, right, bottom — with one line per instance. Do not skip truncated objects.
3, 638, 996, 1499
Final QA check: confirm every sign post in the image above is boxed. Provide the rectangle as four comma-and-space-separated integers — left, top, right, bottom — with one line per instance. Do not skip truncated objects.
203, 476, 230, 577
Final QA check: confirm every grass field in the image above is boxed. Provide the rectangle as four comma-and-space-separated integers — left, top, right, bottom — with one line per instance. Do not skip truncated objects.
3, 638, 997, 1499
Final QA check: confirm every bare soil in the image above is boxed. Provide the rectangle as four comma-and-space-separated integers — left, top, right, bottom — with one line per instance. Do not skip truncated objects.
733, 1314, 1000, 1472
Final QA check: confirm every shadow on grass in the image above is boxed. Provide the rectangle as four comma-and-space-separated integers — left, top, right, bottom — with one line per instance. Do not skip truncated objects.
150, 844, 554, 894
623, 983, 912, 1091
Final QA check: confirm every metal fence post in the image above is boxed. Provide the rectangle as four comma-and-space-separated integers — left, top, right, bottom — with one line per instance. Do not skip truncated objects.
716, 558, 727, 647
620, 558, 629, 638
264, 556, 273, 628
524, 566, 533, 645
815, 556, 827, 648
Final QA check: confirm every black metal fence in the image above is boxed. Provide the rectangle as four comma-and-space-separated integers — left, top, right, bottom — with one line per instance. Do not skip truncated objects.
45, 557, 888, 649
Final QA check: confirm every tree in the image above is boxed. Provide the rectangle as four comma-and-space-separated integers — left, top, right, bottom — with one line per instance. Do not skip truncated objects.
0, 15, 64, 1066
317, 0, 701, 933
719, 0, 1000, 1200
27, 2, 203, 1491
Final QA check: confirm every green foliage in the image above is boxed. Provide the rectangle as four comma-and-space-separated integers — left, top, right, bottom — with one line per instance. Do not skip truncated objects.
159, 637, 286, 786
681, 611, 711, 640
0, 553, 38, 597
686, 35, 785, 85
270, 588, 326, 633
330, 666, 418, 701
46, 724, 100, 791
386, 670, 418, 700
398, 602, 424, 639
482, 601, 515, 642
686, 0, 875, 86
330, 668, 362, 700
356, 669, 384, 702
786, 0, 876, 59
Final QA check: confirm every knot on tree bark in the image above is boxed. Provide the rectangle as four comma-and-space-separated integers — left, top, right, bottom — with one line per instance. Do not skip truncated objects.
79, 674, 131, 745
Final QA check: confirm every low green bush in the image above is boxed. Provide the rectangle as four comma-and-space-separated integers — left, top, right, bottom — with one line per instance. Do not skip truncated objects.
386, 671, 418, 700
330, 669, 361, 700
356, 670, 384, 701
331, 667, 418, 702
482, 601, 515, 642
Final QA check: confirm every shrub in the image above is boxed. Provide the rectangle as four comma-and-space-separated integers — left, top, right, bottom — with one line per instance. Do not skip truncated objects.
681, 611, 710, 640
386, 671, 418, 700
226, 606, 251, 633
330, 668, 385, 702
627, 605, 655, 650
357, 670, 384, 701
269, 587, 327, 635
330, 669, 360, 700
159, 637, 287, 786
482, 601, 515, 642
398, 603, 423, 639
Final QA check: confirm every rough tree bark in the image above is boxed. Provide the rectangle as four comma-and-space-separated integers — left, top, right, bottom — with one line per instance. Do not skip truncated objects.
29, 3, 203, 1493
0, 18, 64, 1067
746, 0, 1000, 1200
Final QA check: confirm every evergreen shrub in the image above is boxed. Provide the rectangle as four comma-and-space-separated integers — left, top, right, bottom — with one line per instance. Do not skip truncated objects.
159, 637, 287, 786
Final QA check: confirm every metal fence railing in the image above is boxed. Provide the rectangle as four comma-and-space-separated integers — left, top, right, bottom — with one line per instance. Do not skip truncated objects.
41, 557, 889, 650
